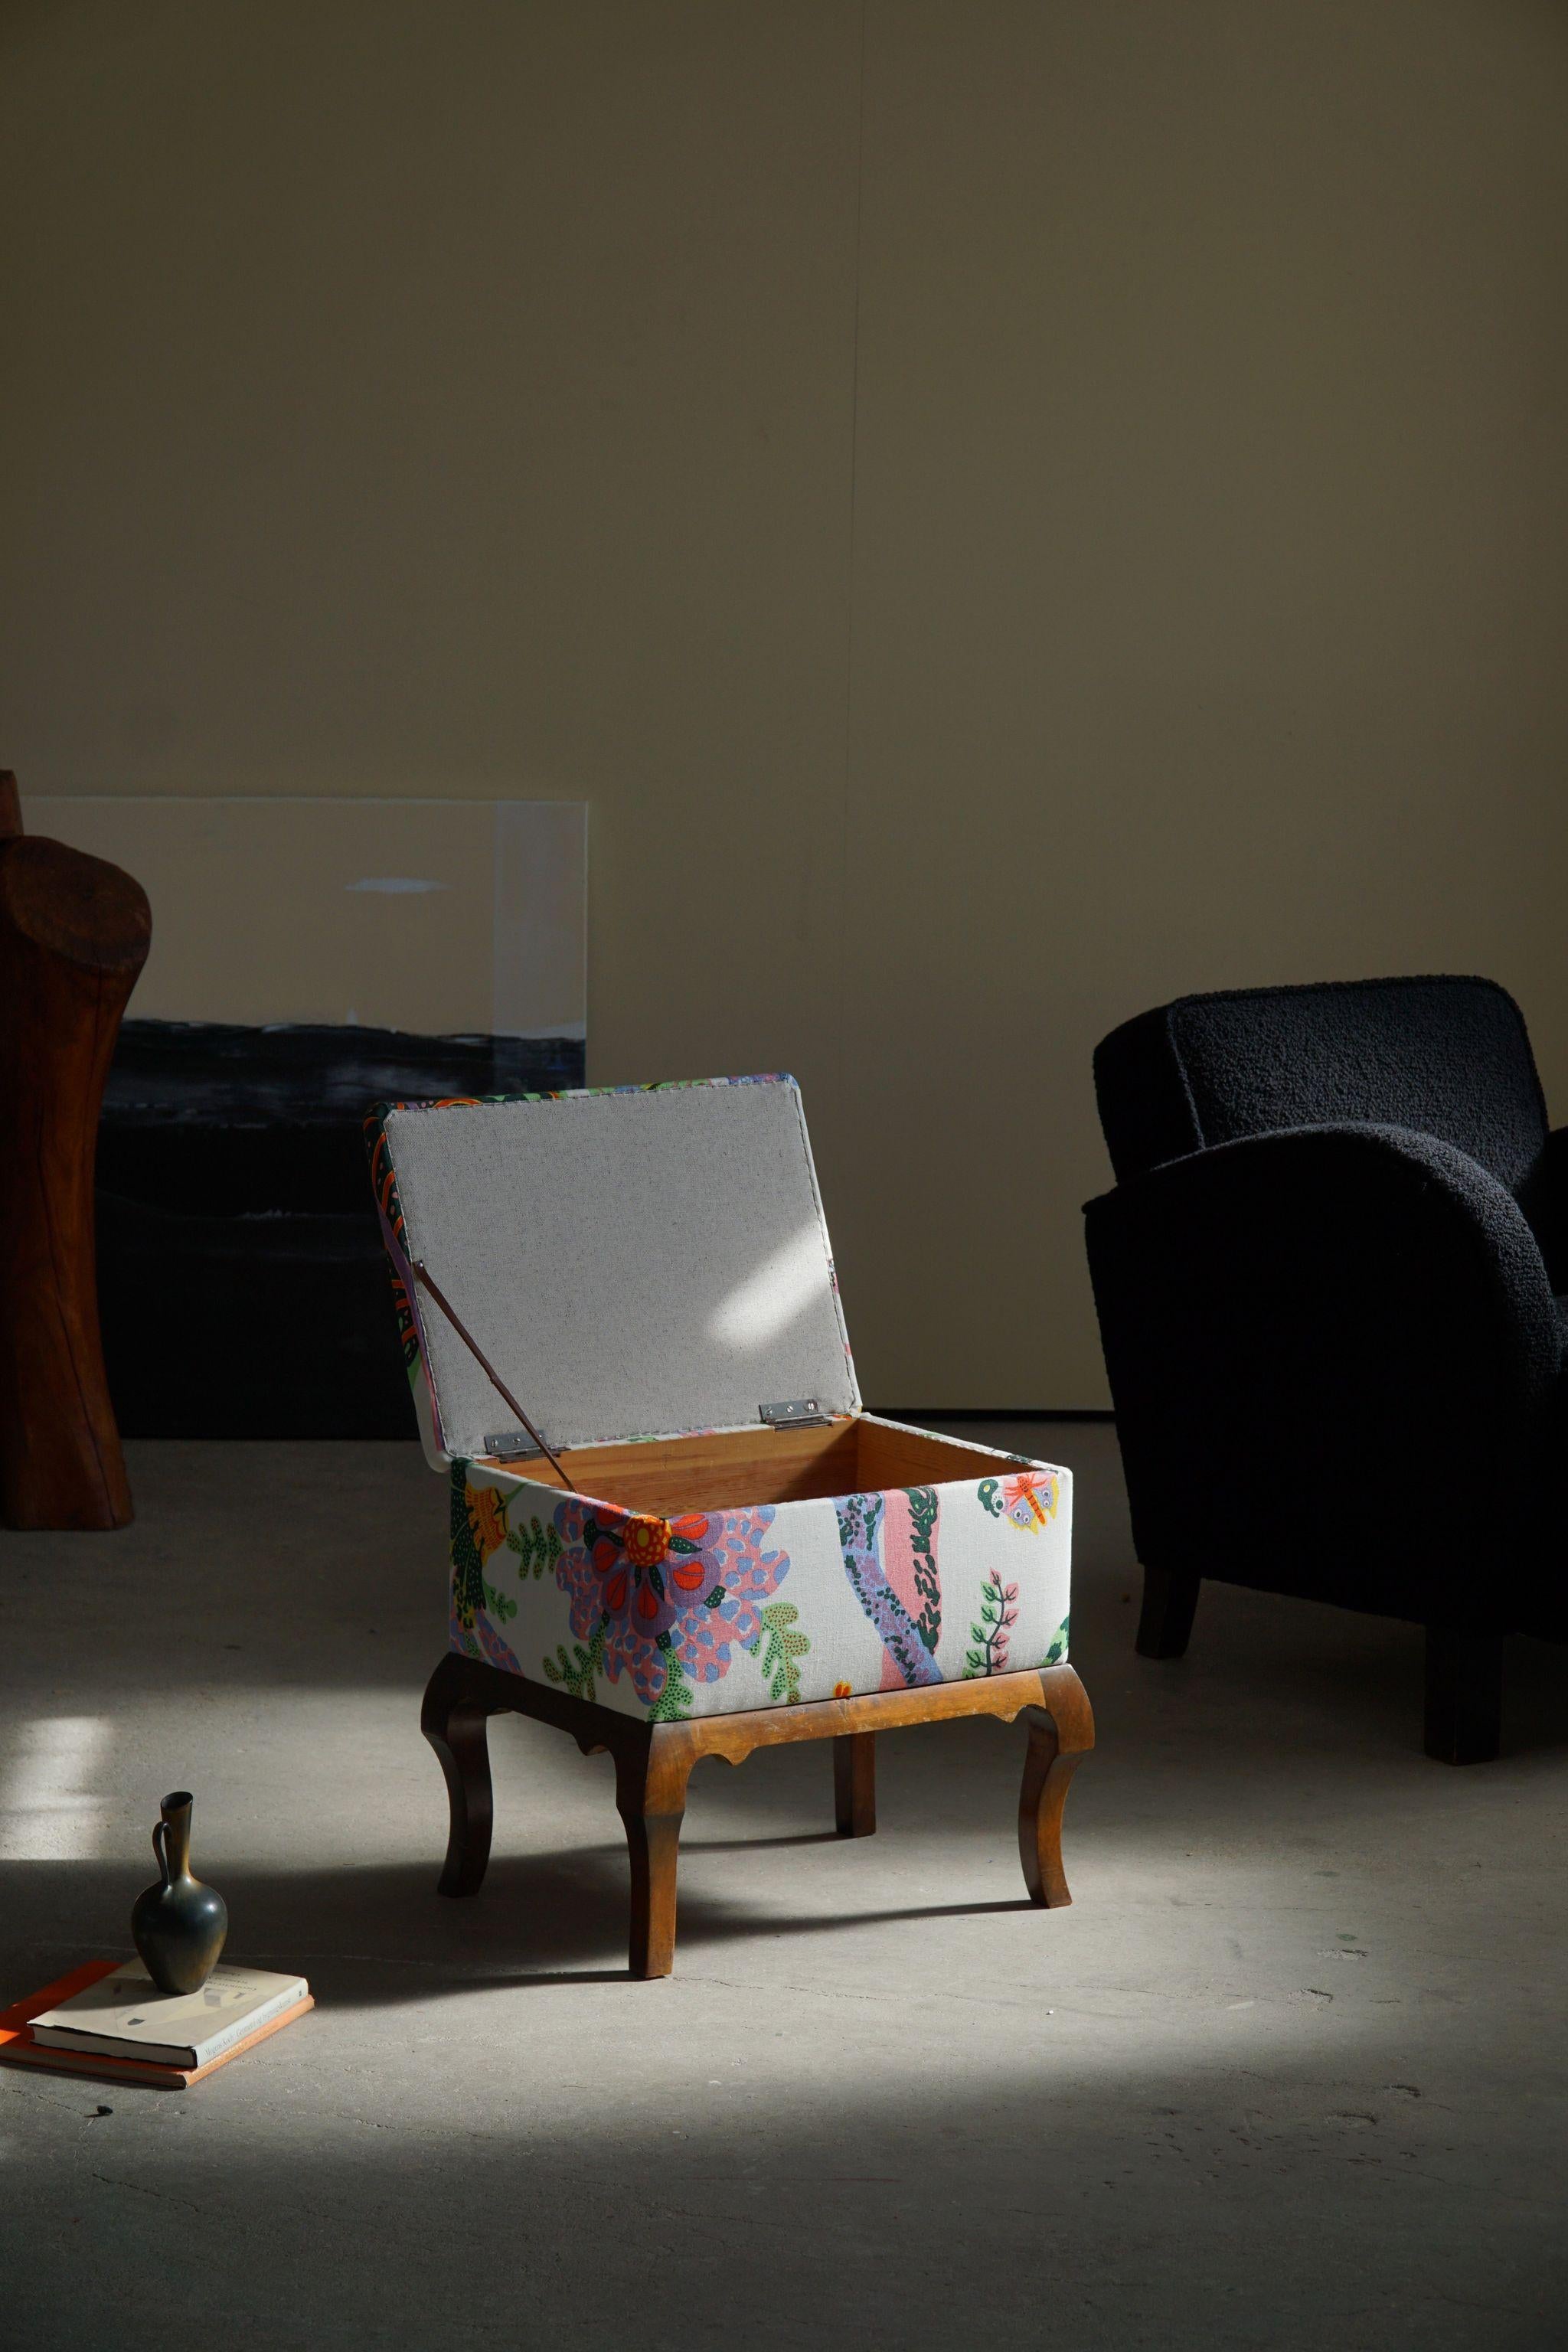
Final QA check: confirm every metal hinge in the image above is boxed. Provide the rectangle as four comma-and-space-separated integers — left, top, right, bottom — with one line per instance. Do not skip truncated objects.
760, 1398, 834, 1429
483, 1428, 549, 1462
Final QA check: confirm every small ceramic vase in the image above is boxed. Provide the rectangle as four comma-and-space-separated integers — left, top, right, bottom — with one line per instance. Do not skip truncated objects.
131, 1790, 228, 1994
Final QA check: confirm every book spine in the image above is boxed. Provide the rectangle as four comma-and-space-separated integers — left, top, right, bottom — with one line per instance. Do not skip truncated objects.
36, 1980, 311, 2066
186, 1984, 307, 2069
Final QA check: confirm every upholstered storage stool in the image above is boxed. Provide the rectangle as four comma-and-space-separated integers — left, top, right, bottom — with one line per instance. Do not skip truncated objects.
367, 1075, 1093, 1977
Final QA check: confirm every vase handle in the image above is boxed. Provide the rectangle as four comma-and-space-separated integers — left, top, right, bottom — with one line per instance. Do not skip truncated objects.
152, 1817, 173, 1889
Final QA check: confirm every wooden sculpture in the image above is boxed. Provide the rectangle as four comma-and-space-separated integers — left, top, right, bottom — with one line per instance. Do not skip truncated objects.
0, 776, 151, 1528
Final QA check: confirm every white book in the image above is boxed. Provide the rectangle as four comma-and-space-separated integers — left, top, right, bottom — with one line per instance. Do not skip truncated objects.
30, 1962, 309, 2069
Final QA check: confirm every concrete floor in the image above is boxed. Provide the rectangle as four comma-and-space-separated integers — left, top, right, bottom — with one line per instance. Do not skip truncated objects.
2, 1421, 1565, 2351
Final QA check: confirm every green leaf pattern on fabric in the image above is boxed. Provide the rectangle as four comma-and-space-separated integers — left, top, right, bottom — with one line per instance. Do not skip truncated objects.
906, 1485, 940, 1651
541, 1619, 608, 1701
964, 1566, 1019, 1677
748, 1601, 811, 1703
448, 1462, 487, 1632
508, 1516, 563, 1578
648, 1635, 697, 1721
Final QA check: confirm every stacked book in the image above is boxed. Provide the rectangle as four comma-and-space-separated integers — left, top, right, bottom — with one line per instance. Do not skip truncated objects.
0, 1960, 312, 2088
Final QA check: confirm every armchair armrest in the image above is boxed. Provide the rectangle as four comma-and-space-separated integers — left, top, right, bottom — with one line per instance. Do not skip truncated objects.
1084, 1122, 1559, 1616
1522, 1125, 1568, 1292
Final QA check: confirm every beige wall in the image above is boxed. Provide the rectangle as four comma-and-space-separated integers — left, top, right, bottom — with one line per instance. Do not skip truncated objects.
4, 0, 1566, 1405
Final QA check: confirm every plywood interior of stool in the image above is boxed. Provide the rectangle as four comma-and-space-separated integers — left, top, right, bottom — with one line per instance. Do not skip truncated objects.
475, 1416, 1036, 1515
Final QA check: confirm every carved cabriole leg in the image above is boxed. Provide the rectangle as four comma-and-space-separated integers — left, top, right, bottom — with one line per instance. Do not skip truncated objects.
1018, 1664, 1096, 1906
1424, 1625, 1503, 1766
833, 1731, 876, 1837
421, 1655, 496, 1896
616, 1724, 695, 1980
1135, 1563, 1200, 1660
414, 1657, 1094, 1975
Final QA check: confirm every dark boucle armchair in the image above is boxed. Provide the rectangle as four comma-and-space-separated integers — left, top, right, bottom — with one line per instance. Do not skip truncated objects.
1084, 977, 1566, 1762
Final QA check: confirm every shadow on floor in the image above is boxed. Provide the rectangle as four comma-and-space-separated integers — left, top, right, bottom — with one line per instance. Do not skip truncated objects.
6, 2001, 1563, 2352
5, 1844, 1052, 2003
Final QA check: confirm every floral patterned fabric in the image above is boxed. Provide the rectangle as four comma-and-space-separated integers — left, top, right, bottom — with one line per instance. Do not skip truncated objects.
445, 1417, 1072, 1723
550, 1497, 789, 1710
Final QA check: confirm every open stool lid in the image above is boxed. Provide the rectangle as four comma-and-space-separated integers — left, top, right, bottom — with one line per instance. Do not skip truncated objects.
370, 1076, 859, 1461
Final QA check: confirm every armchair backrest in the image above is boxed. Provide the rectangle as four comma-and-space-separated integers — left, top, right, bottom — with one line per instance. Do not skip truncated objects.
1094, 976, 1548, 1196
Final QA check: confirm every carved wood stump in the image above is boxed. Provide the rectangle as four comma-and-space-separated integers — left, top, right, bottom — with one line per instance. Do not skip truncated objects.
0, 786, 150, 1529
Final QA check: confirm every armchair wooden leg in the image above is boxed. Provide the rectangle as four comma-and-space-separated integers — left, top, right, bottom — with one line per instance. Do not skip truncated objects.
1018, 1664, 1096, 1906
1424, 1626, 1503, 1765
833, 1732, 876, 1837
1135, 1563, 1200, 1660
421, 1654, 495, 1896
616, 1726, 694, 1979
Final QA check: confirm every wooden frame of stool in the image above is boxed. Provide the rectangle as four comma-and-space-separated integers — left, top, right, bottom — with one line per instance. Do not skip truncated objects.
421, 1651, 1095, 1978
